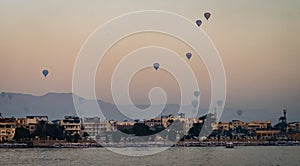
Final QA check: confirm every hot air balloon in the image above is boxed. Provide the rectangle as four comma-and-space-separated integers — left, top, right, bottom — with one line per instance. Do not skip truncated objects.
204, 12, 211, 20
153, 63, 160, 70
193, 91, 200, 97
42, 69, 49, 77
192, 100, 199, 107
186, 52, 192, 60
237, 110, 243, 116
217, 100, 222, 107
196, 20, 202, 27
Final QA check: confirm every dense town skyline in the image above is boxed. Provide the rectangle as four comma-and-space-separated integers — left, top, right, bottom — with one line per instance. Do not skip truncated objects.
1, 1, 300, 122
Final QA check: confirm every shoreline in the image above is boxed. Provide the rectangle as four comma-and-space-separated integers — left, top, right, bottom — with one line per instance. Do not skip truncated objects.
1, 140, 300, 148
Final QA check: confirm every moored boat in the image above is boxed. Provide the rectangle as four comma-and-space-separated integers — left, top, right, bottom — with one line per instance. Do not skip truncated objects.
225, 142, 234, 148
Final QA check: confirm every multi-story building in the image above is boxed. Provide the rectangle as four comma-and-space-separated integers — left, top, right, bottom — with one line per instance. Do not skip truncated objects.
248, 121, 272, 131
17, 118, 27, 128
116, 120, 135, 130
231, 120, 248, 129
83, 117, 100, 139
215, 122, 231, 131
26, 116, 48, 134
0, 118, 17, 142
288, 122, 300, 133
145, 118, 163, 130
256, 129, 280, 139
60, 116, 82, 135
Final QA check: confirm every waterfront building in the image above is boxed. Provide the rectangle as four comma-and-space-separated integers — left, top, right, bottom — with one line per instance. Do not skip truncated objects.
216, 122, 232, 131
26, 116, 48, 134
247, 121, 272, 132
0, 118, 17, 142
256, 129, 280, 139
59, 116, 82, 135
116, 120, 135, 130
145, 118, 163, 130
231, 120, 248, 129
83, 117, 115, 139
83, 117, 100, 139
288, 122, 300, 133
17, 118, 26, 128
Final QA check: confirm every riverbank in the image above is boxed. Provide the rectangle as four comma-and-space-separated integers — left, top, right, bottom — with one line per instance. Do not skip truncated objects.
1, 140, 300, 148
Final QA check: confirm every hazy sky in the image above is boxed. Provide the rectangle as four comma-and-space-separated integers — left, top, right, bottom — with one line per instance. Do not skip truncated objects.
0, 0, 300, 120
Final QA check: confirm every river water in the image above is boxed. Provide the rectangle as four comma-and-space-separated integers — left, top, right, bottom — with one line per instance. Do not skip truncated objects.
0, 146, 299, 165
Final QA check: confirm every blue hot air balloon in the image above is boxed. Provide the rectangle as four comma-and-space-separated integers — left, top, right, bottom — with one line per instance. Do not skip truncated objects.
204, 12, 211, 20
186, 52, 192, 60
196, 20, 202, 27
42, 69, 49, 77
153, 63, 160, 70
193, 91, 200, 97
237, 110, 243, 116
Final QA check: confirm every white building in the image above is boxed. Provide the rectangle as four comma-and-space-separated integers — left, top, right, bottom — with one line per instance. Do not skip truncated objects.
83, 117, 100, 139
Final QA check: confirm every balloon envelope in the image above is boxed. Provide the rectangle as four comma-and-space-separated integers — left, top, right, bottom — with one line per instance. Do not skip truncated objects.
193, 91, 200, 97
196, 20, 202, 27
204, 12, 211, 20
42, 69, 49, 77
186, 52, 192, 60
153, 63, 160, 70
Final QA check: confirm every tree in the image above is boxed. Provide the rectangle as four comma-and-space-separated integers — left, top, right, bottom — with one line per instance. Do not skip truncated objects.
83, 132, 89, 140
132, 123, 152, 136
74, 133, 81, 143
14, 127, 30, 141
32, 121, 65, 140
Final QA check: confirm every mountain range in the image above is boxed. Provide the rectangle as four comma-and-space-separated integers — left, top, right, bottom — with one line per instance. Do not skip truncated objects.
0, 92, 288, 123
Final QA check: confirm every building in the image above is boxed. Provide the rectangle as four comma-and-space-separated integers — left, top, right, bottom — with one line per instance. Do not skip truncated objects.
145, 118, 163, 130
231, 120, 248, 129
116, 120, 135, 130
215, 122, 231, 131
288, 122, 300, 133
256, 129, 280, 139
26, 116, 48, 134
0, 118, 17, 142
17, 118, 27, 128
160, 114, 176, 128
83, 117, 100, 139
247, 121, 272, 132
60, 116, 82, 135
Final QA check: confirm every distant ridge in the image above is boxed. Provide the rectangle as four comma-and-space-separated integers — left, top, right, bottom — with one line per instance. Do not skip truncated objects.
0, 92, 285, 123
0, 92, 182, 121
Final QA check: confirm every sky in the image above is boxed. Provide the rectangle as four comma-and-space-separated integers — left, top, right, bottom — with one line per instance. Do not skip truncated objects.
0, 0, 300, 121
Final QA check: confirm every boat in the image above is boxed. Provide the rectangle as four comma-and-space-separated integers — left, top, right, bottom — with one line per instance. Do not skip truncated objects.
225, 142, 234, 148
